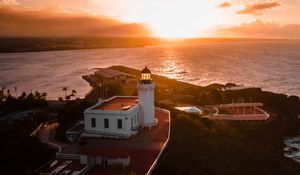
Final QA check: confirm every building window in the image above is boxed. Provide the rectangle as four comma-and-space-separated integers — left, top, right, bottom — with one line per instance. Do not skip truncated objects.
117, 119, 122, 129
104, 118, 109, 128
91, 118, 96, 128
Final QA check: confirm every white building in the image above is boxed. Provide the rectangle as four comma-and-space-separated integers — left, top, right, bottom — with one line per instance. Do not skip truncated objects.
175, 107, 203, 115
83, 67, 157, 139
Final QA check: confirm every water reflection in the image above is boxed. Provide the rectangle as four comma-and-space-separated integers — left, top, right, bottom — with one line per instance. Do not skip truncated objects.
160, 48, 187, 80
0, 41, 300, 99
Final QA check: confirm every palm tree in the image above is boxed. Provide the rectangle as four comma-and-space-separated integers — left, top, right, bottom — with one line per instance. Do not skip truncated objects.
14, 86, 17, 97
41, 92, 47, 100
66, 95, 71, 101
62, 87, 68, 99
71, 89, 77, 100
0, 86, 5, 98
19, 92, 27, 100
71, 89, 77, 95
35, 91, 41, 99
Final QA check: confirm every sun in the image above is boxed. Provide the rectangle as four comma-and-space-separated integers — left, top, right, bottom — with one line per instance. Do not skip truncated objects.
141, 0, 221, 39
110, 0, 222, 39
144, 1, 215, 39
147, 18, 203, 39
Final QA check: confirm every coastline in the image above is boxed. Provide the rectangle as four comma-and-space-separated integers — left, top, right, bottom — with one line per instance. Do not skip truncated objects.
109, 66, 300, 173
1, 37, 299, 53
2, 65, 300, 174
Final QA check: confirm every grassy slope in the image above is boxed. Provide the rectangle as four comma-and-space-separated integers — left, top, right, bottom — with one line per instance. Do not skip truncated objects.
110, 65, 300, 175
153, 109, 300, 175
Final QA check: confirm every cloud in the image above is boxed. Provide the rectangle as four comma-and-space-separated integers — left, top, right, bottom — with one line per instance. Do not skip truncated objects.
237, 1, 280, 15
215, 20, 300, 39
0, 6, 150, 37
218, 2, 231, 8
0, 0, 18, 6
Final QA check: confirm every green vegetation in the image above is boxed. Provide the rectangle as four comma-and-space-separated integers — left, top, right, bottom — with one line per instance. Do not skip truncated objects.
55, 99, 93, 142
111, 66, 300, 175
0, 91, 55, 175
0, 121, 56, 175
0, 91, 48, 117
152, 107, 300, 175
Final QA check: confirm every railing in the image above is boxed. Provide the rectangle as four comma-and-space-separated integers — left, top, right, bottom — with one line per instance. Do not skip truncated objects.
207, 102, 264, 108
35, 119, 62, 174
30, 119, 58, 137
146, 107, 171, 175
208, 103, 270, 121
57, 153, 80, 160
35, 156, 58, 174
30, 123, 44, 137
49, 143, 61, 153
82, 130, 130, 139
210, 114, 269, 121
77, 160, 96, 175
40, 172, 52, 175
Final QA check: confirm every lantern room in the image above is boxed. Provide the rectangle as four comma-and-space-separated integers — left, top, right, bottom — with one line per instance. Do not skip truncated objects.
140, 66, 152, 84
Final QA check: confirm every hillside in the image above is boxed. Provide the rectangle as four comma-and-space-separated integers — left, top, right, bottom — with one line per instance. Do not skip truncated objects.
110, 65, 300, 175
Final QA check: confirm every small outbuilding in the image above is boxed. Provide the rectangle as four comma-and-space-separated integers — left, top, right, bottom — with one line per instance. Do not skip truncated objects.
175, 107, 203, 115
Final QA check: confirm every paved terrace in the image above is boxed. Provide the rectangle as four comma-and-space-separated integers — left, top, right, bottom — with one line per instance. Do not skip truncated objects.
38, 108, 170, 175
81, 108, 170, 175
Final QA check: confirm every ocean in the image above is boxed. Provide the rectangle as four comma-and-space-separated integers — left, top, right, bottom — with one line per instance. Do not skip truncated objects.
0, 40, 299, 99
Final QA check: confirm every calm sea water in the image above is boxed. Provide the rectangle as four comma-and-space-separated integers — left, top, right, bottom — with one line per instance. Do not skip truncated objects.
0, 41, 300, 99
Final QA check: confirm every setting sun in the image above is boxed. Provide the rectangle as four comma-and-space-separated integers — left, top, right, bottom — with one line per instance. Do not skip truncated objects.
116, 0, 222, 38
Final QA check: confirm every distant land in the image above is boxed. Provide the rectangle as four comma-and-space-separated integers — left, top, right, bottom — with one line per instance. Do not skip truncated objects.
0, 37, 297, 53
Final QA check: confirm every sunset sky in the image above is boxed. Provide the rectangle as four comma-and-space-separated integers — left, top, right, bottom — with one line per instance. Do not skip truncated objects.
1, 0, 300, 38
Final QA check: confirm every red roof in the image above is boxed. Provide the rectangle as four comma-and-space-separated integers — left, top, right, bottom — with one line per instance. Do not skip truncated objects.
93, 97, 138, 111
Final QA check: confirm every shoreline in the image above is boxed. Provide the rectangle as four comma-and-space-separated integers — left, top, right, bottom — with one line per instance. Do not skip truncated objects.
2, 65, 300, 174
1, 37, 299, 53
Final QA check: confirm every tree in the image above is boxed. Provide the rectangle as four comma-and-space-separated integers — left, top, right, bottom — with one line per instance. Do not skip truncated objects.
19, 92, 27, 100
66, 95, 71, 101
41, 92, 47, 100
7, 89, 10, 96
62, 87, 68, 99
71, 89, 77, 95
35, 91, 41, 100
1, 86, 6, 94
71, 89, 77, 100
58, 97, 63, 102
14, 86, 17, 97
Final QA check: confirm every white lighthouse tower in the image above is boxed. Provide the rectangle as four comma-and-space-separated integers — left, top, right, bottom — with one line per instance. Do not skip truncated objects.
138, 66, 156, 127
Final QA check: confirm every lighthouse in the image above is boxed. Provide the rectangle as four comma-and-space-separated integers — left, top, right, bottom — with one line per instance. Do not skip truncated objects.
138, 66, 156, 127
